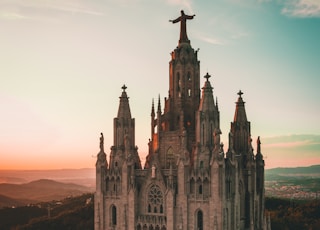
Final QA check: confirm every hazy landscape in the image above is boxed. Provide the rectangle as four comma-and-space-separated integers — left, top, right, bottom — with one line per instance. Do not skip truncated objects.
265, 165, 320, 200
0, 165, 319, 229
0, 165, 319, 208
0, 169, 94, 208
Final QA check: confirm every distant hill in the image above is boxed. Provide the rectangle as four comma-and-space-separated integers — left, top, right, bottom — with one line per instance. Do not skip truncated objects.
265, 165, 320, 199
0, 179, 93, 207
266, 165, 320, 176
0, 194, 26, 208
0, 168, 95, 187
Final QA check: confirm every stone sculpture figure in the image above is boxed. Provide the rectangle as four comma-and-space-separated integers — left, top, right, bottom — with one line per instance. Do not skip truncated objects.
100, 132, 104, 151
170, 10, 195, 42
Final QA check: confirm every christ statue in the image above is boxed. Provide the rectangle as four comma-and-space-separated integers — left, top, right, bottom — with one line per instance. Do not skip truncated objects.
170, 10, 195, 43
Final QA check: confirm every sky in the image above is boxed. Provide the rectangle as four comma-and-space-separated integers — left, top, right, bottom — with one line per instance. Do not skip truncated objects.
0, 0, 319, 170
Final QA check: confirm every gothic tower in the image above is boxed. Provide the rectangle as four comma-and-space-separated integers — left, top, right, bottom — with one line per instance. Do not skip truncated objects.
147, 10, 200, 170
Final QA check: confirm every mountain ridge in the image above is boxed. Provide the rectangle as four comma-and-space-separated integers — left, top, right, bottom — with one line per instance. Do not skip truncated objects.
0, 179, 93, 208
266, 165, 320, 175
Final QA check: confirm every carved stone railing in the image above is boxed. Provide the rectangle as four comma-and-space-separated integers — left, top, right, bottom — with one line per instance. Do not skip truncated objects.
136, 214, 167, 226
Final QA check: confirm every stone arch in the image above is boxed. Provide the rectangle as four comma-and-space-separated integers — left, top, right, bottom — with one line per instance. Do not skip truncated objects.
195, 209, 203, 230
190, 177, 195, 194
196, 177, 202, 197
203, 177, 210, 197
166, 147, 175, 169
110, 204, 117, 226
116, 176, 121, 193
187, 71, 191, 81
105, 177, 109, 192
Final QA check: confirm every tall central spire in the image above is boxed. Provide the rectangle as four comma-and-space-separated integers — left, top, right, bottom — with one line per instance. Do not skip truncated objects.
170, 10, 195, 44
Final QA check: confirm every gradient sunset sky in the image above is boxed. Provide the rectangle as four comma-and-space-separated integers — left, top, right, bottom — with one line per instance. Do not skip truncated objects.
0, 0, 319, 170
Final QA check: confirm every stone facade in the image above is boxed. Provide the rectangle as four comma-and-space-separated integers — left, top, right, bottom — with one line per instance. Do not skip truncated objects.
95, 12, 270, 230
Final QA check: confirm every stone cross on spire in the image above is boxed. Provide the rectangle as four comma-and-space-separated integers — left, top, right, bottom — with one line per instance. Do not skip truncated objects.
122, 84, 127, 92
204, 72, 211, 82
170, 10, 195, 44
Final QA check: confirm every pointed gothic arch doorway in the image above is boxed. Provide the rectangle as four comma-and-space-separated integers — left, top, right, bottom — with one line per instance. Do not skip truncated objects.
196, 209, 203, 230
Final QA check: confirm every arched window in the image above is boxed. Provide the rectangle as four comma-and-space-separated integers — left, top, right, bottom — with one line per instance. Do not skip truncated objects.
187, 72, 191, 81
197, 210, 203, 230
196, 178, 202, 197
166, 147, 175, 169
199, 184, 203, 195
111, 205, 117, 225
203, 178, 209, 197
106, 177, 109, 191
190, 178, 195, 194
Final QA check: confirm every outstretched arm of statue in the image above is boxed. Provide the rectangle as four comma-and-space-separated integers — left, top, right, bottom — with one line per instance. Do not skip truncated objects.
169, 17, 181, 23
186, 14, 195, 19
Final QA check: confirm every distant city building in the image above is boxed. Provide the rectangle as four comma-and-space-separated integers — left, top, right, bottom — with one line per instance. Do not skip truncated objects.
95, 11, 271, 230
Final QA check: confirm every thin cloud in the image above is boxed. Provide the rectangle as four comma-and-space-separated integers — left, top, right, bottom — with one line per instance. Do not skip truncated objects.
231, 31, 250, 40
196, 34, 226, 45
263, 134, 320, 148
0, 11, 27, 20
46, 2, 104, 16
0, 0, 103, 20
282, 0, 320, 17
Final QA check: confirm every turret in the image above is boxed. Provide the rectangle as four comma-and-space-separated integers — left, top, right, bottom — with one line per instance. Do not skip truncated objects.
230, 90, 252, 156
193, 73, 220, 169
196, 73, 220, 148
109, 85, 140, 169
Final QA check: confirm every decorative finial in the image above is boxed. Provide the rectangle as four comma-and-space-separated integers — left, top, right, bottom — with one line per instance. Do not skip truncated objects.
122, 84, 127, 92
204, 72, 211, 82
237, 90, 243, 97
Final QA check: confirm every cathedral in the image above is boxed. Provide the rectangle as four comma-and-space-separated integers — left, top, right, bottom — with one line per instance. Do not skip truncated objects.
95, 11, 270, 230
